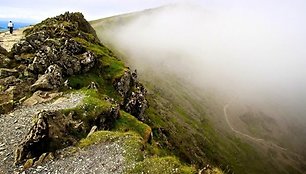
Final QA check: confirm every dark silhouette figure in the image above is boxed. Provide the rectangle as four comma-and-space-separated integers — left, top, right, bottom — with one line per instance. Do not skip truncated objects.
7, 21, 14, 34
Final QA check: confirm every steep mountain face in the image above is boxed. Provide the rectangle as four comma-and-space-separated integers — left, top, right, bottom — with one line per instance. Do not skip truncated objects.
91, 9, 306, 174
0, 12, 201, 174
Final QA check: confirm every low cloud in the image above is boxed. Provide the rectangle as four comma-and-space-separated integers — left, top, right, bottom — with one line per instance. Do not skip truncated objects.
103, 1, 306, 122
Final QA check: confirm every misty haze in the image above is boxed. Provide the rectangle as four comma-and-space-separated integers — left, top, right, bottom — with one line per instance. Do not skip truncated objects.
94, 1, 306, 172
105, 2, 306, 109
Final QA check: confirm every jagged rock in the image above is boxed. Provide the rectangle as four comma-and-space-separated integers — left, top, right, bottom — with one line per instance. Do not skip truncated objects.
15, 112, 49, 165
31, 64, 63, 91
15, 103, 120, 165
0, 68, 19, 78
3, 79, 33, 101
29, 49, 55, 74
62, 38, 85, 54
15, 110, 76, 165
58, 52, 82, 76
11, 40, 35, 55
54, 12, 99, 41
80, 51, 96, 73
114, 71, 132, 97
10, 12, 99, 81
124, 83, 148, 121
114, 69, 148, 120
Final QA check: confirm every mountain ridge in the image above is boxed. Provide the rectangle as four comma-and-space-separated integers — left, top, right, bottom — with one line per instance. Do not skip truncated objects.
0, 12, 203, 174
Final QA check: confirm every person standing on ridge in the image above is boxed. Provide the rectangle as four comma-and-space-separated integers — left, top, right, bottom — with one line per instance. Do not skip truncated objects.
7, 21, 14, 34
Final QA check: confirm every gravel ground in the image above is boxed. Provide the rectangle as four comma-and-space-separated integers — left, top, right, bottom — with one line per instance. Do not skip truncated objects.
0, 93, 84, 173
0, 28, 27, 51
25, 141, 126, 174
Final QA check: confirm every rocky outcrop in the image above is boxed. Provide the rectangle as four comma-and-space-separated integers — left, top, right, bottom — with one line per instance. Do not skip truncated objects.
31, 64, 63, 91
15, 110, 80, 165
0, 75, 33, 114
114, 71, 133, 97
0, 12, 100, 114
114, 69, 148, 121
124, 83, 148, 121
8, 12, 99, 95
15, 100, 120, 165
15, 111, 49, 165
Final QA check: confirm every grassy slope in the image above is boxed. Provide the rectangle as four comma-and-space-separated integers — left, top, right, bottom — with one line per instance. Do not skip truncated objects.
90, 13, 305, 174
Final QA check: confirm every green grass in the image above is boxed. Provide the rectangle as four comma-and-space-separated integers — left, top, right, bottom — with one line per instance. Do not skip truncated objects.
127, 156, 196, 174
67, 70, 122, 101
62, 89, 116, 132
73, 37, 127, 81
78, 130, 144, 163
113, 111, 152, 142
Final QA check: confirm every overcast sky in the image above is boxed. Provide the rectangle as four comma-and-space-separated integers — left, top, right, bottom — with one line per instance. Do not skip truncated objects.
0, 0, 190, 22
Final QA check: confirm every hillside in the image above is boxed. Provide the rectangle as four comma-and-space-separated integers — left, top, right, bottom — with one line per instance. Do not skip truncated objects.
91, 7, 306, 174
0, 12, 205, 174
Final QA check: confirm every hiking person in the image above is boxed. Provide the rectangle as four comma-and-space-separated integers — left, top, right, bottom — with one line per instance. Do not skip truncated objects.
7, 21, 14, 34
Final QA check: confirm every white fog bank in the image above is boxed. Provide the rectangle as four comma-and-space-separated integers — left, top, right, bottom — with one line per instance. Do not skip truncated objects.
103, 0, 306, 121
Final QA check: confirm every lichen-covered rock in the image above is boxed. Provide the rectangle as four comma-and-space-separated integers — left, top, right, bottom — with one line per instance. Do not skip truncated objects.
31, 64, 63, 91
11, 40, 35, 55
80, 51, 96, 73
10, 12, 99, 80
124, 83, 148, 121
0, 12, 101, 113
114, 69, 148, 120
114, 71, 132, 97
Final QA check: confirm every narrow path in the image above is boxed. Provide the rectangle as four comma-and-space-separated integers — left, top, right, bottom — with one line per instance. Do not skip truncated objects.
0, 27, 28, 51
26, 141, 126, 174
0, 93, 84, 173
223, 103, 288, 151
